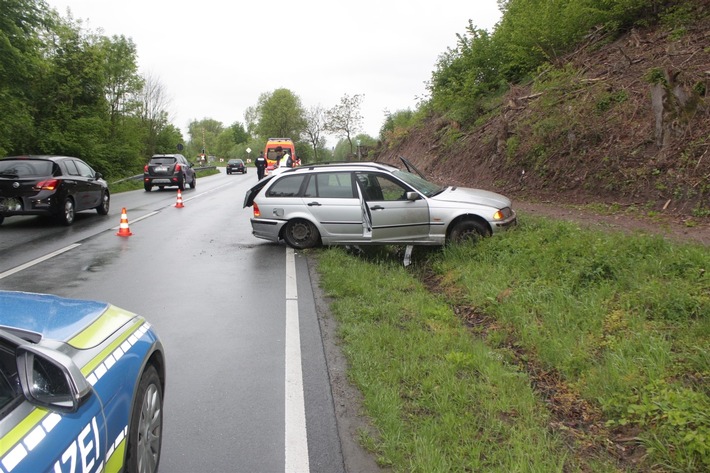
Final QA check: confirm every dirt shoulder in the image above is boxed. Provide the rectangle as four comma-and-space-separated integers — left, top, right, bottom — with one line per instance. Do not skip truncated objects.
515, 199, 710, 246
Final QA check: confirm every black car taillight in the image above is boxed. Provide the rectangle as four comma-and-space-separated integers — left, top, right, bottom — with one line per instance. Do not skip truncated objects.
34, 179, 59, 191
175, 164, 182, 172
144, 165, 149, 172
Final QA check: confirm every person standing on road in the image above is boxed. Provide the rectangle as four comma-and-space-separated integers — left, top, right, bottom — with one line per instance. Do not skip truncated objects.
280, 151, 292, 168
255, 151, 268, 180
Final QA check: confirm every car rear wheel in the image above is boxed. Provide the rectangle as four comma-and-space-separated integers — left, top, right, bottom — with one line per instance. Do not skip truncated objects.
190, 174, 196, 189
283, 219, 320, 249
178, 175, 185, 191
144, 183, 152, 192
126, 366, 163, 473
96, 191, 110, 215
57, 197, 75, 226
447, 219, 489, 244
0, 215, 4, 225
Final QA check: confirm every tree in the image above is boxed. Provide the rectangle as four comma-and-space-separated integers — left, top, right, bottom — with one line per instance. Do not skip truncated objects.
229, 121, 249, 145
326, 93, 363, 156
100, 34, 143, 131
138, 72, 173, 157
187, 118, 224, 158
304, 104, 327, 162
253, 88, 306, 140
0, 0, 49, 155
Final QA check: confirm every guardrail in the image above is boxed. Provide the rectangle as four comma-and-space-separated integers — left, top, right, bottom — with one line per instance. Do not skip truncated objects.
110, 166, 218, 185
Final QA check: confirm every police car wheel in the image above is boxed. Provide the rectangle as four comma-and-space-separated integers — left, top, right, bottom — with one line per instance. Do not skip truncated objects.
126, 366, 163, 473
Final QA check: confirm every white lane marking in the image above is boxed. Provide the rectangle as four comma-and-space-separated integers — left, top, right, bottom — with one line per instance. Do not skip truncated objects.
0, 244, 81, 280
284, 247, 310, 472
111, 210, 159, 230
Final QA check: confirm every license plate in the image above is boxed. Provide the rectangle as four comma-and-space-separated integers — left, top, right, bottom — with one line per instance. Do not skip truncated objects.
155, 166, 167, 172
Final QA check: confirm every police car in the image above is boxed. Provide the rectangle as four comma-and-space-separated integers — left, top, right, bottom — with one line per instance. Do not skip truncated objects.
0, 291, 165, 473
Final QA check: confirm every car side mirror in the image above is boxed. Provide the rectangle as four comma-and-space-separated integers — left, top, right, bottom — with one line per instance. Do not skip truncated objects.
406, 191, 420, 201
16, 344, 92, 412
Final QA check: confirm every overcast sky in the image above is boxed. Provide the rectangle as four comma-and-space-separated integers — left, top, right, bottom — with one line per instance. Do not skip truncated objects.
46, 0, 502, 145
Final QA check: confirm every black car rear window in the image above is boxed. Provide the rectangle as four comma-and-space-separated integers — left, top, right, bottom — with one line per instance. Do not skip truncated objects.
150, 158, 176, 165
0, 160, 54, 178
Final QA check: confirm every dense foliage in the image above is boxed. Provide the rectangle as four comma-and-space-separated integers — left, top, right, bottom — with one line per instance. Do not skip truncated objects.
426, 0, 691, 125
0, 0, 182, 179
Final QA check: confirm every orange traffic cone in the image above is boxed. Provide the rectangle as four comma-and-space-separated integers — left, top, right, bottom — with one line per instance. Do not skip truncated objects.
116, 207, 133, 236
175, 189, 184, 208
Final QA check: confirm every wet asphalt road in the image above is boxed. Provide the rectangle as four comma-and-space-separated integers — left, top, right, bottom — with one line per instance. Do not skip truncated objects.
0, 170, 345, 473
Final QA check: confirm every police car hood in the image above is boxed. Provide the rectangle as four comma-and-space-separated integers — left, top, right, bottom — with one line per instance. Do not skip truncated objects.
0, 290, 129, 345
432, 186, 512, 208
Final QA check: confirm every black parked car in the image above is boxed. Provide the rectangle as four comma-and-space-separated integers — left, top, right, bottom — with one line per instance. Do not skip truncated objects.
0, 155, 110, 226
144, 154, 196, 191
226, 159, 247, 174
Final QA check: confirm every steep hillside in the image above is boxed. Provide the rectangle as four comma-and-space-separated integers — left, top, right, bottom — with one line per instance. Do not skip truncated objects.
376, 11, 709, 231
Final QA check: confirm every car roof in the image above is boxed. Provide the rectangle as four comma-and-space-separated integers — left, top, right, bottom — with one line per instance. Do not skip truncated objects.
1, 155, 76, 162
278, 161, 400, 174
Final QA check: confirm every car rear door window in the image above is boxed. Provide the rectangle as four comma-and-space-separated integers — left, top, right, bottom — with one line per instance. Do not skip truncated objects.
315, 172, 355, 198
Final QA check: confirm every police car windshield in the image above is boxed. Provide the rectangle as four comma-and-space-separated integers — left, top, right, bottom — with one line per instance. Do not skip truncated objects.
392, 169, 444, 197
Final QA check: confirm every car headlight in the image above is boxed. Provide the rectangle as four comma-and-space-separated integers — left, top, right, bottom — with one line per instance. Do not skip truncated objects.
493, 207, 513, 220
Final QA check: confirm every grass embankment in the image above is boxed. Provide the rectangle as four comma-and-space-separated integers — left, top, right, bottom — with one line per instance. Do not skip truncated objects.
317, 216, 709, 472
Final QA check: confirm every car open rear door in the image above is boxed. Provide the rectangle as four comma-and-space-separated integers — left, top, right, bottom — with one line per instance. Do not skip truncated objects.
243, 176, 273, 207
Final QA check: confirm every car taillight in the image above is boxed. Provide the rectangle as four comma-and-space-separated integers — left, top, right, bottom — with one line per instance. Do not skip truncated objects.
34, 179, 59, 191
253, 202, 261, 217
144, 165, 149, 172
175, 164, 182, 172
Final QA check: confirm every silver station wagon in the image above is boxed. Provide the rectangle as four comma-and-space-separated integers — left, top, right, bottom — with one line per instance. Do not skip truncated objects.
243, 158, 517, 249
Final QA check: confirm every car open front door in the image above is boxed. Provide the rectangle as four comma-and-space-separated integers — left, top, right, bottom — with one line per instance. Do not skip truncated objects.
356, 172, 430, 243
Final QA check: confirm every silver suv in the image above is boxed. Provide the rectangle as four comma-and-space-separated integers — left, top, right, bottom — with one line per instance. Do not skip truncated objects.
243, 158, 516, 249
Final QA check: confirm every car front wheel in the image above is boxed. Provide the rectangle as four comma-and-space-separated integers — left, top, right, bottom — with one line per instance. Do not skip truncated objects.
126, 366, 163, 473
96, 191, 110, 215
447, 219, 489, 244
283, 219, 320, 249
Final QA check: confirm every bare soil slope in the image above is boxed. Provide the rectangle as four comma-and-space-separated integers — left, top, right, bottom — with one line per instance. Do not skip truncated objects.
376, 11, 710, 245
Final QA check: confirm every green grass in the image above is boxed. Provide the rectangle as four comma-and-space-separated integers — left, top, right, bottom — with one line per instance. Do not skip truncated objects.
316, 215, 710, 472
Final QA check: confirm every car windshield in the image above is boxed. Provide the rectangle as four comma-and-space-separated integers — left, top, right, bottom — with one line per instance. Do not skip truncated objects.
0, 159, 54, 178
391, 169, 445, 197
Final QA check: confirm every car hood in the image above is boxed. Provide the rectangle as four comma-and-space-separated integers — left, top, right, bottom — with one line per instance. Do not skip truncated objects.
431, 186, 512, 208
0, 290, 135, 347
